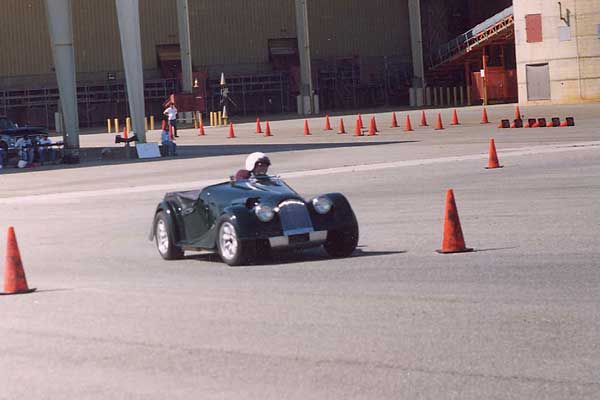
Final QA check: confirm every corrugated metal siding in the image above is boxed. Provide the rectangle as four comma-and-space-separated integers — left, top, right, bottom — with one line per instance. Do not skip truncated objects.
308, 0, 411, 61
1, 0, 413, 80
187, 0, 297, 67
0, 0, 53, 77
73, 0, 122, 73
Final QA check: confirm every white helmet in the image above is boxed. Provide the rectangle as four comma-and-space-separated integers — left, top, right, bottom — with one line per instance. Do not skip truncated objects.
245, 152, 271, 171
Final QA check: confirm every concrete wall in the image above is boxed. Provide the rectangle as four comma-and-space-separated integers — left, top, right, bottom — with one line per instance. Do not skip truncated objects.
0, 0, 411, 88
513, 0, 600, 104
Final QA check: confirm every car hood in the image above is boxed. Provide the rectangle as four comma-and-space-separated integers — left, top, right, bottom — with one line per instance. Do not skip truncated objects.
204, 177, 305, 209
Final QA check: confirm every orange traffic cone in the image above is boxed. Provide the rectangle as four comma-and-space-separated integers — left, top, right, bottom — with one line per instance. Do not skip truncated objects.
368, 117, 377, 136
357, 114, 364, 129
515, 105, 522, 120
161, 120, 167, 130
338, 118, 347, 134
324, 114, 332, 131
304, 119, 311, 135
481, 107, 490, 124
256, 117, 262, 134
198, 117, 205, 136
451, 109, 460, 125
404, 115, 414, 132
264, 121, 272, 137
435, 113, 444, 130
420, 111, 428, 126
436, 190, 473, 254
228, 123, 235, 138
391, 112, 398, 128
2, 227, 36, 295
169, 125, 174, 140
560, 120, 568, 127
354, 117, 363, 136
485, 138, 503, 169
123, 126, 128, 140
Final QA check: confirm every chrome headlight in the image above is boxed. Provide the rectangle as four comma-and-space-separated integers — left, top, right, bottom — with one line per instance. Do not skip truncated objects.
312, 196, 332, 214
255, 204, 275, 222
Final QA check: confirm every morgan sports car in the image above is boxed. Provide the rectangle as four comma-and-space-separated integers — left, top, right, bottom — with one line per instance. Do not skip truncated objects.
149, 175, 359, 266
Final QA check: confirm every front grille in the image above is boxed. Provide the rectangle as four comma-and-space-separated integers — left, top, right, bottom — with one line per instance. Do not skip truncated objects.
278, 199, 314, 235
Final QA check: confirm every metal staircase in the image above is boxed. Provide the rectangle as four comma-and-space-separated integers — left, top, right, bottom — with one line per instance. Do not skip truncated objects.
427, 6, 514, 70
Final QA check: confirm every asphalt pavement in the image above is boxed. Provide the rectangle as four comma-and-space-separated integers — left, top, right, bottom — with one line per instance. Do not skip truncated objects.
1, 103, 599, 399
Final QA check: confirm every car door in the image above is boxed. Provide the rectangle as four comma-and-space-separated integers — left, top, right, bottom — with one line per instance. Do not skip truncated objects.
180, 195, 210, 244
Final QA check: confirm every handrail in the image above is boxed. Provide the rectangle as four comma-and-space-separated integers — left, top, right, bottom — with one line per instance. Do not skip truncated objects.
427, 6, 514, 69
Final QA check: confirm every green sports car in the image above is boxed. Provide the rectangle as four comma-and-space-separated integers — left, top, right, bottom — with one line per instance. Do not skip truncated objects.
149, 175, 359, 266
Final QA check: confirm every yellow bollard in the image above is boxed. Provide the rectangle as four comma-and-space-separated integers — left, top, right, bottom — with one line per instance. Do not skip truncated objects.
193, 114, 198, 129
107, 119, 112, 133
211, 112, 216, 127
114, 118, 119, 133
144, 117, 148, 132
150, 115, 155, 130
126, 117, 131, 133
217, 111, 222, 126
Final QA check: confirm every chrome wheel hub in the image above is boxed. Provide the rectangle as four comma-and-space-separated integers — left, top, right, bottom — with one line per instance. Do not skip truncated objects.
219, 222, 238, 260
156, 219, 169, 254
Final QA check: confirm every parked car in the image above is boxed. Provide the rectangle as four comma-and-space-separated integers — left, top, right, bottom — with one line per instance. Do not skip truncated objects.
149, 175, 359, 266
0, 116, 49, 156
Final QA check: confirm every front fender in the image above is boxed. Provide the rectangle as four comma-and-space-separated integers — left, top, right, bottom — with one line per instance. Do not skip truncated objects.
148, 200, 179, 241
311, 192, 358, 231
218, 205, 258, 240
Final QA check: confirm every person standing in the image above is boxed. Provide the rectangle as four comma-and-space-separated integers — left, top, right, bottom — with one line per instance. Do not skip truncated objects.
163, 102, 179, 137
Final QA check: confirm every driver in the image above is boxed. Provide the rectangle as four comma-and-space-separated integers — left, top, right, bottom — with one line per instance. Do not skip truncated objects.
235, 152, 271, 180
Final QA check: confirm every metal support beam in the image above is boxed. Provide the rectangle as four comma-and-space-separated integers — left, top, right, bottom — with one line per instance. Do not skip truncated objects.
115, 0, 146, 143
295, 0, 314, 114
44, 0, 79, 156
176, 0, 193, 94
408, 0, 425, 90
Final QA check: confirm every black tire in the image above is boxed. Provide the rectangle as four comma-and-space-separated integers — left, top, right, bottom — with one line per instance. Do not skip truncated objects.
216, 218, 253, 266
250, 239, 272, 264
324, 224, 359, 258
154, 211, 184, 260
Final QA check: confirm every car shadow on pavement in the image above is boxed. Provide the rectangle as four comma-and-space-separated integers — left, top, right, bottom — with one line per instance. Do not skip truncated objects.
472, 246, 520, 253
185, 247, 407, 267
0, 140, 418, 175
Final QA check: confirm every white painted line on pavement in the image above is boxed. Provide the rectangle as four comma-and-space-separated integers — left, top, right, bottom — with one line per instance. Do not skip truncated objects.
1, 141, 599, 204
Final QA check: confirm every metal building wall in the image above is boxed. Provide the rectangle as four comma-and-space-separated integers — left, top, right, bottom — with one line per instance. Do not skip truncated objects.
308, 0, 410, 61
0, 0, 53, 78
0, 0, 413, 82
187, 0, 297, 69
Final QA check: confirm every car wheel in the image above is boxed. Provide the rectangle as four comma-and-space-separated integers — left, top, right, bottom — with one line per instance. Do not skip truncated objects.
154, 211, 184, 260
250, 239, 272, 264
217, 220, 250, 266
324, 224, 359, 258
